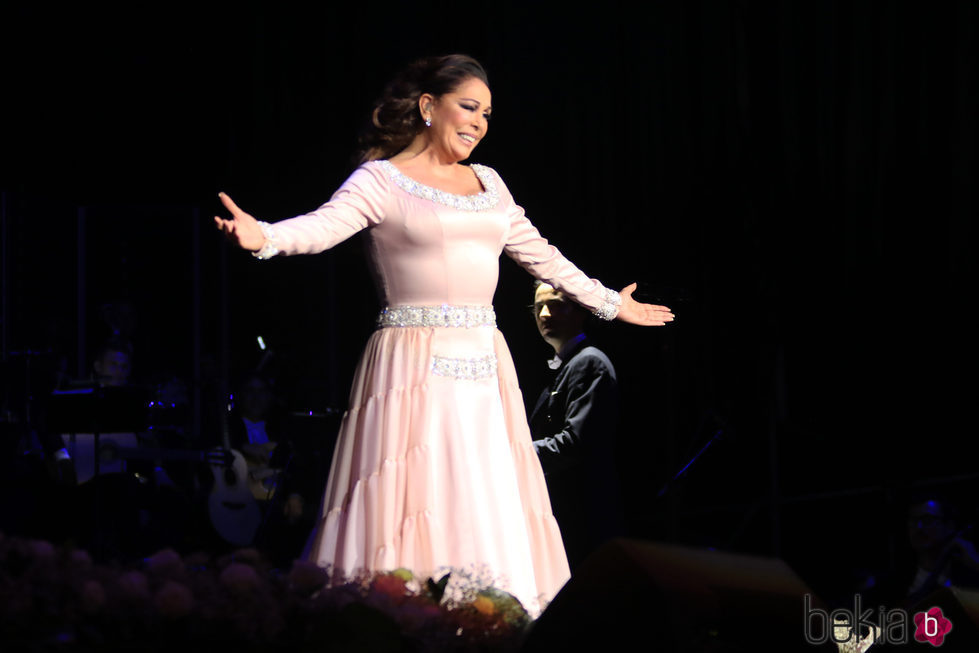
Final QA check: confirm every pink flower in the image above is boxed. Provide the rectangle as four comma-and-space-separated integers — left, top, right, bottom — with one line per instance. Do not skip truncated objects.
117, 571, 151, 601
79, 580, 106, 614
144, 549, 183, 577
219, 562, 261, 594
154, 581, 194, 618
69, 548, 93, 570
396, 599, 443, 628
287, 560, 329, 596
228, 548, 263, 566
25, 539, 56, 562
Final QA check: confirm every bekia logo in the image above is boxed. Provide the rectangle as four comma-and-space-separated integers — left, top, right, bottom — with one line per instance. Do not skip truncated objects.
804, 594, 953, 648
914, 607, 953, 646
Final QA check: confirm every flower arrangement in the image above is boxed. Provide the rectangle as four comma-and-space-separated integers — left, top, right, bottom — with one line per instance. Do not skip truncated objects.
0, 531, 531, 652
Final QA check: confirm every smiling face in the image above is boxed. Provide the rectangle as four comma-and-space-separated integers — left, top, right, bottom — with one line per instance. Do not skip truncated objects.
420, 76, 492, 163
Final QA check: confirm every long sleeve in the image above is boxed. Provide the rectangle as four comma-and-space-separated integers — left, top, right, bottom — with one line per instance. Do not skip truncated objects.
492, 169, 620, 320
257, 163, 390, 258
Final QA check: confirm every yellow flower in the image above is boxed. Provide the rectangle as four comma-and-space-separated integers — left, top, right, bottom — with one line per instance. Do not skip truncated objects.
472, 595, 495, 616
392, 568, 414, 582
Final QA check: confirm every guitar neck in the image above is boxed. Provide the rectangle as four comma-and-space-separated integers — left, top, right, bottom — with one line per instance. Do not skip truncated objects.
99, 443, 231, 466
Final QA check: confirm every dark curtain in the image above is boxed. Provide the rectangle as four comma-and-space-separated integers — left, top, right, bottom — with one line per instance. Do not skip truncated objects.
2, 0, 976, 601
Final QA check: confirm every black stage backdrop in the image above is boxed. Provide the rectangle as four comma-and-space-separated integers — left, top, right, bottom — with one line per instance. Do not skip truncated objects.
2, 1, 976, 603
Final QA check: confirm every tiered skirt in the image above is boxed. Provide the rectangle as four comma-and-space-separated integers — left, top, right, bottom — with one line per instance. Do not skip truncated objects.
305, 320, 569, 616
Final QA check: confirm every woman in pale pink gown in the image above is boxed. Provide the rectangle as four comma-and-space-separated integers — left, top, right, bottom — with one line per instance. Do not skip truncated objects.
215, 55, 673, 616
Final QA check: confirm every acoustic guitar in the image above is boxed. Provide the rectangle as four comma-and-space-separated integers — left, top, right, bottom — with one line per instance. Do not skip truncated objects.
205, 448, 263, 547
238, 441, 284, 502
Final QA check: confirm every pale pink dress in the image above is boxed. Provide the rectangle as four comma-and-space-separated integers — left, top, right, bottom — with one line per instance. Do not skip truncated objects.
257, 160, 620, 615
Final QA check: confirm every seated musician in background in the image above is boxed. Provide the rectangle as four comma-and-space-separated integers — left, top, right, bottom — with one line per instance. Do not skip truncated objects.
900, 493, 979, 607
854, 490, 979, 614
228, 373, 290, 498
46, 339, 190, 559
92, 339, 133, 387
57, 339, 143, 484
226, 371, 314, 564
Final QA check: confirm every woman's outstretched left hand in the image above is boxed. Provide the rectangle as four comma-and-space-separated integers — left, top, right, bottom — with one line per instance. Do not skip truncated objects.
615, 283, 674, 326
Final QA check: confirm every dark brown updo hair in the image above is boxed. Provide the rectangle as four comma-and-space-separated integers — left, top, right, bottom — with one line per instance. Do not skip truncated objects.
356, 54, 489, 163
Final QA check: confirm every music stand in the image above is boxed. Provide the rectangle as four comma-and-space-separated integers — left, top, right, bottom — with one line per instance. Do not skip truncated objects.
48, 385, 149, 474
46, 384, 150, 559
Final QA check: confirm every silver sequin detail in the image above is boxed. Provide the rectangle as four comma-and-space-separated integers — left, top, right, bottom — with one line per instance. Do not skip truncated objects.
377, 160, 500, 212
377, 305, 496, 329
431, 354, 498, 380
593, 287, 622, 321
252, 221, 280, 260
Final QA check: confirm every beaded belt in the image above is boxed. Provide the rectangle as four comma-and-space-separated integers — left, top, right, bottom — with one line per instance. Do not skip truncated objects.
375, 305, 498, 380
431, 354, 498, 380
376, 304, 496, 329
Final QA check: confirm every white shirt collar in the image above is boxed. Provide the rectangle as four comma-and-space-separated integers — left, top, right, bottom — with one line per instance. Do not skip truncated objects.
547, 333, 587, 370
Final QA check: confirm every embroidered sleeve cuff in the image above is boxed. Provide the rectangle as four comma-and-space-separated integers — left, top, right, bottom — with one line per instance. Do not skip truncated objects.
251, 221, 279, 260
592, 287, 621, 321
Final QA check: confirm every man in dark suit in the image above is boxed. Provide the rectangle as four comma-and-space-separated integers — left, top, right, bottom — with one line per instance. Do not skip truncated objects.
528, 282, 623, 571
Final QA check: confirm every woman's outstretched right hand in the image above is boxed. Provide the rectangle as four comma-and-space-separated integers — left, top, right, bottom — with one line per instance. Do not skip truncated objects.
214, 192, 266, 252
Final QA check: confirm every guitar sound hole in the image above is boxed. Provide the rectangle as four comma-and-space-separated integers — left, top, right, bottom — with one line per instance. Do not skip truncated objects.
224, 468, 238, 486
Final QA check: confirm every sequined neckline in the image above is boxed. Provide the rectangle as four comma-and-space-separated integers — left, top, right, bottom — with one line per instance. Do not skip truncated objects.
375, 160, 500, 212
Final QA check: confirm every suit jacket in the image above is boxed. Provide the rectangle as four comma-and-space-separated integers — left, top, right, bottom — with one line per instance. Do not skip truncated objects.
528, 337, 622, 569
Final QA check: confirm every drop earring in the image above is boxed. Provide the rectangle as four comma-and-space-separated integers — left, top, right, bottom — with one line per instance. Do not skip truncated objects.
425, 117, 432, 127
